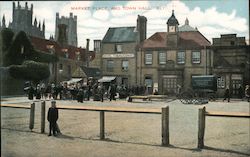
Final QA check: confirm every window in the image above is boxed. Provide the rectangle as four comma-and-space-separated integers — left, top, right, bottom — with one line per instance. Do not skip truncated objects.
122, 60, 129, 71
159, 51, 166, 64
192, 51, 201, 64
217, 76, 225, 88
177, 51, 185, 64
107, 60, 114, 72
145, 52, 153, 65
115, 44, 122, 52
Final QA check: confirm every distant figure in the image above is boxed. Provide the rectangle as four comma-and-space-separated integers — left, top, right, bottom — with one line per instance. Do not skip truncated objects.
153, 89, 159, 95
36, 84, 41, 99
28, 85, 35, 100
223, 87, 230, 102
238, 85, 243, 100
245, 85, 250, 102
47, 100, 59, 136
109, 83, 116, 101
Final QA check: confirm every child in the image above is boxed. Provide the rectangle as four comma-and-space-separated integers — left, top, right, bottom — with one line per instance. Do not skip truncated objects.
47, 100, 59, 136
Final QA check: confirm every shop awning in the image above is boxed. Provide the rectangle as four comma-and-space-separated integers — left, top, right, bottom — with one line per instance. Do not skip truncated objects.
98, 76, 116, 83
67, 78, 82, 84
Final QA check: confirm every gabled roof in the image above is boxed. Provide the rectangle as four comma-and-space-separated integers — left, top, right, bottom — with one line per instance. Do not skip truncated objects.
141, 31, 211, 49
30, 36, 95, 61
102, 27, 137, 43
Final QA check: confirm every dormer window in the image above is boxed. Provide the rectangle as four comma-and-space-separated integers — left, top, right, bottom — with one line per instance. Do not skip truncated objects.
62, 48, 68, 58
46, 45, 55, 54
115, 44, 122, 53
75, 51, 80, 61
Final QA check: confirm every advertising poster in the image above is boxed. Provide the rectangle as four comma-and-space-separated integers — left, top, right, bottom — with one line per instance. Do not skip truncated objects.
0, 1, 249, 157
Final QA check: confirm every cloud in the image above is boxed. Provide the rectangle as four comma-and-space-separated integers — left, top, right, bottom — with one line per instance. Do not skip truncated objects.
0, 1, 248, 50
93, 10, 110, 21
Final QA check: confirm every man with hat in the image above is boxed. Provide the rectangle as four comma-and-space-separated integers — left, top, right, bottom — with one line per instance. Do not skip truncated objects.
47, 100, 59, 136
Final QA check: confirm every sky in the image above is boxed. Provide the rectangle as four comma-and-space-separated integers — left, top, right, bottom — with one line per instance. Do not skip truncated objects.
0, 0, 249, 50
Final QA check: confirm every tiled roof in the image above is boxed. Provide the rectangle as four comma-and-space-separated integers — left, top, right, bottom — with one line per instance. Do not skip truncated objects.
141, 31, 211, 49
102, 27, 137, 43
29, 36, 94, 61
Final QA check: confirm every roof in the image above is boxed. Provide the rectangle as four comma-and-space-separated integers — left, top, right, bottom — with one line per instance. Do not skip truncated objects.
141, 31, 211, 49
30, 36, 94, 61
167, 10, 179, 25
81, 66, 101, 78
102, 27, 137, 43
179, 18, 197, 32
98, 76, 116, 83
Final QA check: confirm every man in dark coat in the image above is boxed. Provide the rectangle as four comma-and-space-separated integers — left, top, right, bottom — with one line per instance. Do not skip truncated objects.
47, 100, 59, 136
223, 87, 230, 102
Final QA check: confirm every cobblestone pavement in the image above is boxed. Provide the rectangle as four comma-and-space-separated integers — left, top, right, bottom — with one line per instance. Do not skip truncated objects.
1, 97, 250, 157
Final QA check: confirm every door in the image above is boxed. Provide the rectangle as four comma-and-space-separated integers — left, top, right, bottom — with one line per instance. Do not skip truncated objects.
162, 75, 177, 95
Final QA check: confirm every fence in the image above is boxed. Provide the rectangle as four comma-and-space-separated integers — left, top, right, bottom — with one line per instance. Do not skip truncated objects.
1, 101, 46, 133
197, 106, 250, 149
1, 101, 169, 146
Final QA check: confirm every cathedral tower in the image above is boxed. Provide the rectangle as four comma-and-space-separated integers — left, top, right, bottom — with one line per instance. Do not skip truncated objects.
8, 1, 45, 38
55, 12, 78, 47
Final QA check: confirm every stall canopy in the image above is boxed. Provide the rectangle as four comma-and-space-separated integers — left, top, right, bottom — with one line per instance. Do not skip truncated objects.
67, 78, 82, 84
98, 76, 116, 83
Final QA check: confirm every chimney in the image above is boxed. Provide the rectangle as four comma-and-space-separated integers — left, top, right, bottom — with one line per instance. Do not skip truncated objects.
57, 24, 68, 46
136, 15, 147, 43
86, 39, 90, 67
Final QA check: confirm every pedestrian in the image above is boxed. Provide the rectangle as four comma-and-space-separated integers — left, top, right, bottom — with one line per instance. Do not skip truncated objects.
245, 85, 250, 102
238, 85, 243, 100
109, 83, 116, 101
223, 87, 230, 102
28, 84, 35, 100
35, 84, 41, 99
47, 100, 59, 136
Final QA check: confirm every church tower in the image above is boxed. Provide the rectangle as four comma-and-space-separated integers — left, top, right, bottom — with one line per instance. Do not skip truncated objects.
55, 12, 78, 47
166, 10, 179, 48
8, 1, 45, 38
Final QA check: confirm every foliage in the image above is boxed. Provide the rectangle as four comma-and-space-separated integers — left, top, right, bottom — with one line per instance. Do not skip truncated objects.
9, 60, 50, 82
1, 28, 14, 52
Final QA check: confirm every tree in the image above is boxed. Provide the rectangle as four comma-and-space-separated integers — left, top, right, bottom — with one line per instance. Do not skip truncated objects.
1, 28, 58, 83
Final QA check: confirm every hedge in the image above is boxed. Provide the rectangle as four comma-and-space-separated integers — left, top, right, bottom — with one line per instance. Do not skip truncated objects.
9, 60, 50, 82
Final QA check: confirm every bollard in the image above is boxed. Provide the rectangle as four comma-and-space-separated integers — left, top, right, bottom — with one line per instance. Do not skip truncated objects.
162, 106, 169, 146
198, 106, 206, 149
29, 102, 35, 131
41, 101, 46, 133
100, 111, 105, 140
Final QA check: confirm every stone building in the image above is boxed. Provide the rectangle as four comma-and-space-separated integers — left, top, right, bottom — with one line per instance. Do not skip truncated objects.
99, 15, 147, 86
211, 34, 250, 97
55, 12, 78, 47
137, 10, 212, 94
0, 2, 45, 38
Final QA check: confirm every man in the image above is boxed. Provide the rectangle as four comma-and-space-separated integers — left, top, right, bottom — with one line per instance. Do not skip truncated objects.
245, 85, 250, 102
223, 87, 230, 102
47, 100, 59, 136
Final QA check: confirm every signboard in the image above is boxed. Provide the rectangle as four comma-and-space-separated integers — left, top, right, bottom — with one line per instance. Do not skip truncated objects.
102, 54, 135, 58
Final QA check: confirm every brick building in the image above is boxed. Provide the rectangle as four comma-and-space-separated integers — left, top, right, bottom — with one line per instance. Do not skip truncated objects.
137, 10, 212, 94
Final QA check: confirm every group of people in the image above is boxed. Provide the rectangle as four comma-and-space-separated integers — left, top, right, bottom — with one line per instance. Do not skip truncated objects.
223, 85, 250, 102
25, 80, 152, 102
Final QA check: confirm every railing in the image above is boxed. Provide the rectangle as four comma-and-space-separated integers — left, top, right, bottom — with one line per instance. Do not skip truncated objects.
56, 105, 169, 146
198, 106, 250, 149
1, 101, 169, 146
